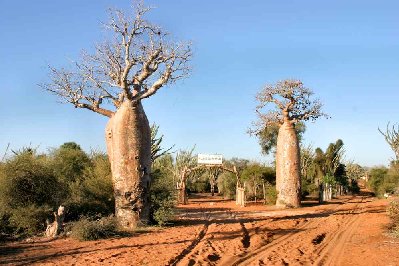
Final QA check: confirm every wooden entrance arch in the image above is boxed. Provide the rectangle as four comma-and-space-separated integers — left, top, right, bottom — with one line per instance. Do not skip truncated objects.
177, 164, 243, 205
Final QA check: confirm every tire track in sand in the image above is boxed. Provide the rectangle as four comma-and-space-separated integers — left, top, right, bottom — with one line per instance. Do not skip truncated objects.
227, 196, 362, 265
313, 196, 365, 266
168, 214, 211, 266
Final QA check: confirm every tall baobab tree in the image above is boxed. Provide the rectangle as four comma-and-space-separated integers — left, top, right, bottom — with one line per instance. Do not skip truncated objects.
42, 2, 192, 229
250, 80, 327, 208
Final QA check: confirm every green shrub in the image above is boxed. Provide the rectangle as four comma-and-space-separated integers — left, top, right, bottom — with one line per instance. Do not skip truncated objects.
8, 205, 52, 236
0, 145, 116, 237
150, 164, 176, 226
187, 180, 210, 193
217, 172, 238, 199
367, 166, 399, 197
348, 179, 360, 194
63, 153, 114, 221
71, 216, 117, 241
0, 211, 12, 240
0, 151, 63, 209
50, 142, 91, 183
152, 202, 175, 226
264, 183, 277, 205
368, 167, 389, 196
301, 178, 318, 198
64, 201, 113, 222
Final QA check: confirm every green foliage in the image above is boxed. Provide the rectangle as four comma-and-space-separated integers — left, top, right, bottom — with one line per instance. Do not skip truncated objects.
0, 150, 62, 209
348, 179, 360, 194
187, 179, 210, 193
300, 140, 364, 198
0, 211, 12, 239
50, 142, 91, 183
215, 158, 249, 199
217, 172, 237, 199
264, 183, 277, 205
367, 167, 389, 196
8, 205, 52, 236
71, 216, 117, 241
60, 142, 83, 150
301, 178, 318, 197
346, 163, 365, 181
150, 155, 176, 226
64, 152, 114, 221
241, 163, 275, 200
257, 122, 306, 155
0, 144, 115, 236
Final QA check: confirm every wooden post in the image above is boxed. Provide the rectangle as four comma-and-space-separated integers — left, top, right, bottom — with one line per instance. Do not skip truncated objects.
263, 182, 266, 204
236, 187, 245, 207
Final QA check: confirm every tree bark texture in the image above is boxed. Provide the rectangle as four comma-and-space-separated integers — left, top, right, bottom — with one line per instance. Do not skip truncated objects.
275, 122, 301, 208
177, 186, 188, 205
105, 101, 152, 229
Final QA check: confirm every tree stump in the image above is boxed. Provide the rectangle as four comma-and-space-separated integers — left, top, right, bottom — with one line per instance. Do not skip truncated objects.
45, 206, 65, 237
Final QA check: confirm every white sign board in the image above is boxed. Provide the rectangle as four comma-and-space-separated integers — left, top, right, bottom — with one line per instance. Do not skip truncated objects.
198, 154, 223, 165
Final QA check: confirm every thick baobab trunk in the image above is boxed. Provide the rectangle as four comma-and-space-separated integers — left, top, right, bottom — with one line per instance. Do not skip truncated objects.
106, 100, 152, 230
275, 121, 301, 208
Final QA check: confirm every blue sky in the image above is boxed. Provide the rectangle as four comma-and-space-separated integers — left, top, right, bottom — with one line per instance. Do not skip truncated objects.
0, 0, 398, 166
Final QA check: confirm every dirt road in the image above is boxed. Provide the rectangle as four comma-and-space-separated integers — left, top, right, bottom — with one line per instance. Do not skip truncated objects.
1, 193, 398, 265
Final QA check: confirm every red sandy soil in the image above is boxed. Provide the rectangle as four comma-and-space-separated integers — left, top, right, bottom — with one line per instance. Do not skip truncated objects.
1, 192, 398, 266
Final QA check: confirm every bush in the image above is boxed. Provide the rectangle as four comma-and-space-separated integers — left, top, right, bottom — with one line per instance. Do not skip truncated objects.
368, 166, 399, 197
8, 205, 52, 236
0, 151, 63, 209
264, 183, 277, 205
187, 179, 210, 193
71, 216, 117, 241
368, 167, 389, 196
0, 145, 116, 237
217, 172, 237, 199
152, 202, 175, 226
0, 211, 12, 240
301, 178, 318, 198
50, 142, 91, 183
64, 201, 113, 222
348, 179, 360, 194
150, 159, 176, 226
0, 150, 63, 236
63, 153, 114, 221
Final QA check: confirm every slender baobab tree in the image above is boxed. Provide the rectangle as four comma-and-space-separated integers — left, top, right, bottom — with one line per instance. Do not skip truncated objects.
173, 148, 199, 204
250, 80, 327, 208
42, 2, 192, 229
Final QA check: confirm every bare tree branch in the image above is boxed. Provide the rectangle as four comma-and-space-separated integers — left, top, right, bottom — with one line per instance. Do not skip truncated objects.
379, 122, 399, 161
42, 1, 192, 116
251, 79, 328, 130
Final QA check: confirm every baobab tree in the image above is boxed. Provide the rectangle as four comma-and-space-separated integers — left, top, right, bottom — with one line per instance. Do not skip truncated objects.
173, 148, 204, 204
42, 3, 192, 229
250, 80, 327, 208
